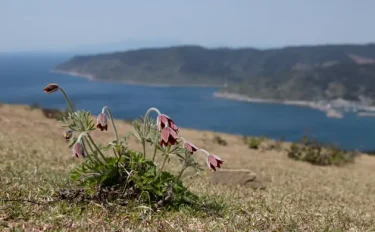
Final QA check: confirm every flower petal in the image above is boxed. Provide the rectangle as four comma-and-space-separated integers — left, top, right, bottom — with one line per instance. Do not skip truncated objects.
206, 156, 211, 169
168, 127, 179, 139
169, 120, 178, 132
210, 163, 217, 171
211, 154, 223, 162
157, 114, 169, 131
160, 140, 168, 147
156, 115, 161, 131
161, 127, 170, 143
160, 115, 169, 127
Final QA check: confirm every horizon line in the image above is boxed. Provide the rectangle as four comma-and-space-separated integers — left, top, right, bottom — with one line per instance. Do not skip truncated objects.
1, 41, 375, 55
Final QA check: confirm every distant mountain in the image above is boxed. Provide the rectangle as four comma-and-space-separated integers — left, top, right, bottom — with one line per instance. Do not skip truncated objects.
57, 39, 182, 55
1, 39, 180, 55
55, 44, 375, 102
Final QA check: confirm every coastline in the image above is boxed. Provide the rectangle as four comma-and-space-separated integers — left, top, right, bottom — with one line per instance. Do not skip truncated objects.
51, 69, 222, 88
51, 69, 375, 119
213, 92, 368, 119
214, 92, 375, 118
213, 92, 326, 109
52, 69, 96, 80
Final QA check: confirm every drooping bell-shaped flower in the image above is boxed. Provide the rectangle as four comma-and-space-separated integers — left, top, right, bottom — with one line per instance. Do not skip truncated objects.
160, 127, 179, 147
96, 112, 108, 131
43, 83, 59, 94
157, 114, 178, 133
184, 141, 198, 154
72, 142, 86, 158
206, 154, 224, 171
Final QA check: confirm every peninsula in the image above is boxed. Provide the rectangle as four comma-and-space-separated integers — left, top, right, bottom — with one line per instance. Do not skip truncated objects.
54, 44, 375, 115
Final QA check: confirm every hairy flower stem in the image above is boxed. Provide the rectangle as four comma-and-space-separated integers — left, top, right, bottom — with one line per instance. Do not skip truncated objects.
83, 137, 106, 166
112, 147, 119, 159
159, 155, 169, 173
58, 88, 74, 113
81, 139, 100, 165
77, 132, 85, 143
197, 149, 210, 157
152, 145, 157, 162
57, 86, 89, 135
179, 137, 187, 143
142, 140, 146, 159
158, 145, 171, 173
142, 107, 162, 159
112, 147, 121, 173
87, 134, 107, 163
176, 165, 187, 180
101, 106, 119, 144
144, 107, 161, 124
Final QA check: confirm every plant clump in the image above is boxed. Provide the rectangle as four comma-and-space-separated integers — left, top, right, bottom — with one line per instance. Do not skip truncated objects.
43, 83, 224, 211
213, 135, 228, 146
243, 136, 264, 150
288, 136, 357, 166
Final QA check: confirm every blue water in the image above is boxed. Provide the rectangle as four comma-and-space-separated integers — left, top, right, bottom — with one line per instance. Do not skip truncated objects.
1, 53, 375, 151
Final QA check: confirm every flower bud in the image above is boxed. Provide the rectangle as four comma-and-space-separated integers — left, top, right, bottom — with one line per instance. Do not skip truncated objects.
43, 83, 59, 94
63, 130, 73, 142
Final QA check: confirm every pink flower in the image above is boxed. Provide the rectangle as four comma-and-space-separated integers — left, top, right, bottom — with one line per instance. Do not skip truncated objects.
157, 114, 178, 133
96, 113, 108, 131
206, 154, 223, 171
184, 141, 198, 154
43, 83, 59, 94
72, 142, 86, 158
160, 127, 179, 147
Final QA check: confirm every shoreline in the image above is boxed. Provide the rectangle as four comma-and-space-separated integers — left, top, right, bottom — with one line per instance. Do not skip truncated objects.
214, 92, 375, 118
51, 69, 375, 118
51, 69, 222, 88
213, 92, 375, 119
213, 92, 327, 109
52, 69, 96, 80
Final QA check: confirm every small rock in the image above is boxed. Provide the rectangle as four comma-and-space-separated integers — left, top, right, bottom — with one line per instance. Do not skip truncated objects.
245, 180, 266, 190
209, 169, 259, 187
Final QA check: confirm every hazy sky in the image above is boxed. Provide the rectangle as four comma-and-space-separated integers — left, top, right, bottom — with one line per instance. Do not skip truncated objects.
1, 0, 375, 52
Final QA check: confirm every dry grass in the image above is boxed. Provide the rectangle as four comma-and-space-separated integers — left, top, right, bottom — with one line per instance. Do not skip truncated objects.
1, 104, 375, 231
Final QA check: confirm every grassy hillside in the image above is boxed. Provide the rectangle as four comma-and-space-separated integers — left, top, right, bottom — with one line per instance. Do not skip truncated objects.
55, 44, 375, 101
1, 104, 375, 231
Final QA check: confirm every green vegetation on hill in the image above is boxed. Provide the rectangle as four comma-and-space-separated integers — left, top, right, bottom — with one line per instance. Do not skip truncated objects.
55, 44, 375, 101
288, 136, 357, 166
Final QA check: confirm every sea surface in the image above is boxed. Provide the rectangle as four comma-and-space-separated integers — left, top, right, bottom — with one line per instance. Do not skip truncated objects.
1, 53, 375, 151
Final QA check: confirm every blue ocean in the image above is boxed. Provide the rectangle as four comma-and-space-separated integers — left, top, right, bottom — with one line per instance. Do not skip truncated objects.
1, 53, 375, 151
